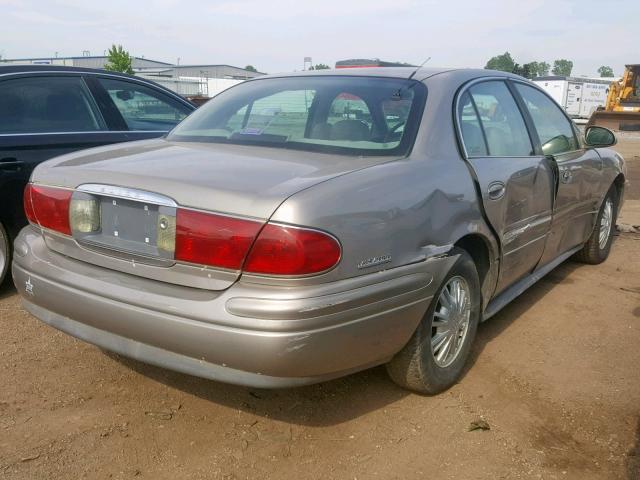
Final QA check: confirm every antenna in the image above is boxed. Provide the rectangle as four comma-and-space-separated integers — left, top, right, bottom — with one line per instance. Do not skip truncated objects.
408, 57, 431, 80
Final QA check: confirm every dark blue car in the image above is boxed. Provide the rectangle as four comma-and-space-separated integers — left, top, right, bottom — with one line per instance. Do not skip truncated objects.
0, 65, 196, 284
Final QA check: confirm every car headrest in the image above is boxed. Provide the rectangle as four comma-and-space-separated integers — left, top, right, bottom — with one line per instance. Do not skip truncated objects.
329, 120, 370, 141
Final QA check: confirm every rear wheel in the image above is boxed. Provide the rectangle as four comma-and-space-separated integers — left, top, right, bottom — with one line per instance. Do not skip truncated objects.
0, 222, 9, 286
386, 248, 481, 394
574, 187, 617, 265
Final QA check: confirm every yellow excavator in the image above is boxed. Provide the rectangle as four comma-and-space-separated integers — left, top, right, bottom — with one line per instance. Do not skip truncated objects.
587, 64, 640, 131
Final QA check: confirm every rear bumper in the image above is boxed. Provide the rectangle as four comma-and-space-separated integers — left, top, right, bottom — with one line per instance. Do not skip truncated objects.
12, 227, 454, 387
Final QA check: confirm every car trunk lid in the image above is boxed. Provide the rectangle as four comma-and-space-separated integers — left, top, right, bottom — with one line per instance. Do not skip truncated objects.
32, 138, 391, 290
33, 138, 388, 219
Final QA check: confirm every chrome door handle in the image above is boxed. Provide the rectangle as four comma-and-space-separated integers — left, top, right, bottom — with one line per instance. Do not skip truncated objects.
487, 181, 506, 200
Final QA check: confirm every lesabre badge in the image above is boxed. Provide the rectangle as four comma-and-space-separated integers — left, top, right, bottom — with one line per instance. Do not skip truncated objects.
25, 277, 34, 296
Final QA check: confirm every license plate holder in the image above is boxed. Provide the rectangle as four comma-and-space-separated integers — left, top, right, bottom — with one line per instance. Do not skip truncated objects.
75, 195, 176, 260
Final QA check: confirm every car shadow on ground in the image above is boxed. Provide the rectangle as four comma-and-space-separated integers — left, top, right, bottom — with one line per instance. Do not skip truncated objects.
107, 353, 407, 427
464, 259, 581, 376
107, 257, 585, 427
0, 275, 17, 299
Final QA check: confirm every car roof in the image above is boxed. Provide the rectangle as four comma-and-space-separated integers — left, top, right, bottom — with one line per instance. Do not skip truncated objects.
0, 64, 195, 107
0, 64, 143, 78
261, 66, 447, 80
1, 64, 527, 85
252, 66, 526, 84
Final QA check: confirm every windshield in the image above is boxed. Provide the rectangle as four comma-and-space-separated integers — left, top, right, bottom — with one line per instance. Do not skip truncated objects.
168, 76, 426, 156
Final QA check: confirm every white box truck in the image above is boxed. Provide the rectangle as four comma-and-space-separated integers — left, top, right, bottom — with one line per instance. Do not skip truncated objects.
532, 76, 613, 123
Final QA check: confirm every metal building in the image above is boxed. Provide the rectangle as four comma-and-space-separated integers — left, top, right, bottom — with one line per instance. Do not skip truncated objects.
157, 65, 263, 80
0, 56, 264, 98
0, 55, 172, 69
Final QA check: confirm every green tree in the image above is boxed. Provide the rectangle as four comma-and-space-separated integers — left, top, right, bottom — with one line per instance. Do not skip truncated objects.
512, 63, 530, 79
523, 62, 538, 78
537, 61, 550, 76
526, 61, 551, 78
244, 65, 258, 73
104, 45, 134, 74
514, 62, 548, 79
309, 63, 330, 70
485, 52, 515, 72
598, 65, 614, 77
552, 59, 573, 76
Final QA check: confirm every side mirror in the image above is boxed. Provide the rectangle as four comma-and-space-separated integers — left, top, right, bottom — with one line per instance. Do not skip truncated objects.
541, 134, 572, 156
585, 126, 617, 147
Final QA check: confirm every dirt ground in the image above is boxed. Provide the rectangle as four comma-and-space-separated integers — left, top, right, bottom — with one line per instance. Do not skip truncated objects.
1, 137, 639, 480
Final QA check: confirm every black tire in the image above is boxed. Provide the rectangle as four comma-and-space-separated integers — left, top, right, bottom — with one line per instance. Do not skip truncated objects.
0, 222, 10, 287
386, 248, 481, 394
574, 186, 617, 265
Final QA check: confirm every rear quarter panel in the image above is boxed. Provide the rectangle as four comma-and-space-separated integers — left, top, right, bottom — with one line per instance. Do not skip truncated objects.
263, 71, 500, 304
596, 146, 627, 206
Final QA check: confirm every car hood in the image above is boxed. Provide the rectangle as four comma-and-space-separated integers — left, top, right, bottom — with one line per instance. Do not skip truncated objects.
33, 138, 397, 219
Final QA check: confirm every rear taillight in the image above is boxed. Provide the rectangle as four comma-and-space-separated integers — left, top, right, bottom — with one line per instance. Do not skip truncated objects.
23, 183, 341, 276
175, 209, 263, 270
174, 210, 341, 275
24, 184, 72, 235
23, 184, 37, 224
244, 224, 341, 276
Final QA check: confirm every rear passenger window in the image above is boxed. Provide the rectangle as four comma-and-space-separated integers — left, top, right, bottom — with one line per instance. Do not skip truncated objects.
514, 83, 579, 156
0, 76, 104, 134
229, 89, 316, 139
98, 77, 190, 131
458, 92, 487, 156
468, 81, 533, 157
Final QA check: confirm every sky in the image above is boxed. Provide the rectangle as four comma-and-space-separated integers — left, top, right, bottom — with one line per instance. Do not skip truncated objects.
0, 0, 637, 76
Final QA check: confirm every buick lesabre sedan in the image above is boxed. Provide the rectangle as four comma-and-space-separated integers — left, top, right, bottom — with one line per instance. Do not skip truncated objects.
13, 68, 626, 393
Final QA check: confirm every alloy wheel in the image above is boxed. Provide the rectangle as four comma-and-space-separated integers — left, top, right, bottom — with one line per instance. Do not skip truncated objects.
0, 226, 6, 280
599, 197, 613, 250
431, 276, 471, 368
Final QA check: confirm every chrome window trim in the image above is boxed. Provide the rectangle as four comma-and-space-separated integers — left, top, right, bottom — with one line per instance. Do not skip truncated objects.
454, 76, 584, 160
0, 70, 191, 106
454, 76, 534, 160
465, 150, 585, 159
511, 80, 582, 154
466, 155, 545, 159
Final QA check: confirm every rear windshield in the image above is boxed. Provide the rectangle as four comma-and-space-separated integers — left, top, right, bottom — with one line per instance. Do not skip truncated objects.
167, 76, 426, 156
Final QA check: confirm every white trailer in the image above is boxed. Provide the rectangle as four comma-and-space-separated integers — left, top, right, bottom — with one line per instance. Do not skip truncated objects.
532, 76, 613, 122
